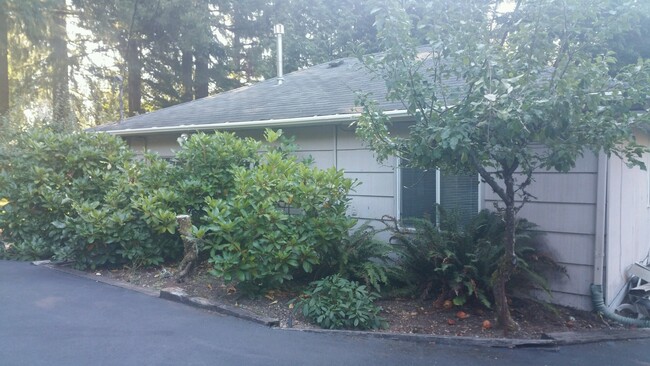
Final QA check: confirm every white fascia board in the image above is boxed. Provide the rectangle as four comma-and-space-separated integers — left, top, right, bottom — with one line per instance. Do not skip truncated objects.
100, 110, 411, 136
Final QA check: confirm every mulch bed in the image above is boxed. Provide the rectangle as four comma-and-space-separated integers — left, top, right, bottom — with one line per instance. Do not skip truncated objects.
92, 262, 625, 339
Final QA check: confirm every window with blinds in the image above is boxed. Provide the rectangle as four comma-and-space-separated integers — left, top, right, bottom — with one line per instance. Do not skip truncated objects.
400, 168, 437, 221
400, 168, 479, 225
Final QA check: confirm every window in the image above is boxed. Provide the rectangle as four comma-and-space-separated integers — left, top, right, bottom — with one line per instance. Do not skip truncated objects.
400, 168, 479, 226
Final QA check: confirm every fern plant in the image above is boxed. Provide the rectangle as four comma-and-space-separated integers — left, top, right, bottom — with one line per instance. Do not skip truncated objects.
314, 222, 394, 292
388, 216, 490, 307
388, 209, 565, 308
469, 210, 567, 298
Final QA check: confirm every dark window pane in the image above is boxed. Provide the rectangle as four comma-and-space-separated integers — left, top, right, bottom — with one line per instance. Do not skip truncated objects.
440, 172, 479, 226
401, 168, 436, 221
400, 168, 479, 226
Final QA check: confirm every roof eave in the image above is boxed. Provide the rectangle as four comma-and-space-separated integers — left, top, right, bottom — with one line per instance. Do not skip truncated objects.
96, 110, 411, 136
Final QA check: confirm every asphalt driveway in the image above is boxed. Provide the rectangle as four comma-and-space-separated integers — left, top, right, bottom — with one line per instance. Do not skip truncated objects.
1, 260, 649, 366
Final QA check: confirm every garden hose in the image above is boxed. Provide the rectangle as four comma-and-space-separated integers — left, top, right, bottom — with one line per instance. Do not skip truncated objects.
590, 284, 650, 328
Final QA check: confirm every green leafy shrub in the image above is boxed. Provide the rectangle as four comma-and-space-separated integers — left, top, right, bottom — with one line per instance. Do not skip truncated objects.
0, 130, 182, 268
293, 274, 386, 330
169, 132, 261, 216
0, 128, 359, 279
389, 209, 565, 307
197, 149, 356, 293
315, 222, 394, 292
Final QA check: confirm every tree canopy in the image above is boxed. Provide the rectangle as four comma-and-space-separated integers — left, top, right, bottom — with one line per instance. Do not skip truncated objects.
1, 0, 386, 129
356, 0, 650, 330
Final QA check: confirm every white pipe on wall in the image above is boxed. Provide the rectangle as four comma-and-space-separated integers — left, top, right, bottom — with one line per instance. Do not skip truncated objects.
593, 151, 609, 287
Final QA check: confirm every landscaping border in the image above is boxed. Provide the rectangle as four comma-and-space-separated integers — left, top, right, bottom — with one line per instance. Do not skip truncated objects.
32, 260, 650, 349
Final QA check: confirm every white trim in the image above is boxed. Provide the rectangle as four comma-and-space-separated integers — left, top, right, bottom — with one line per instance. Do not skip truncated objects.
593, 152, 608, 287
435, 169, 441, 226
97, 110, 412, 136
477, 174, 483, 211
395, 158, 402, 220
645, 154, 650, 208
334, 125, 338, 170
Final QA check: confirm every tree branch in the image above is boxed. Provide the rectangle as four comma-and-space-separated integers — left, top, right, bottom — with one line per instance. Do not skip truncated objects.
469, 150, 509, 204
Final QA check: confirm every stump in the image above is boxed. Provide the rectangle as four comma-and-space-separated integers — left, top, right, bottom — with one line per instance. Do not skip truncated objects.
175, 214, 198, 282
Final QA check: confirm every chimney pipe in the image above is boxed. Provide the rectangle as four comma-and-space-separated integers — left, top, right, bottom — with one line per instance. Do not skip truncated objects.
273, 24, 284, 85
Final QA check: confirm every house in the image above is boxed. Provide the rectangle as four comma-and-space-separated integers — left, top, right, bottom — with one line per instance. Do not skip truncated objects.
92, 51, 650, 312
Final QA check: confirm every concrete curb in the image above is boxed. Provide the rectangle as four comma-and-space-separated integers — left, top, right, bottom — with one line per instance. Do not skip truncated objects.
32, 260, 650, 348
32, 260, 279, 327
159, 287, 279, 327
279, 327, 558, 349
541, 329, 650, 345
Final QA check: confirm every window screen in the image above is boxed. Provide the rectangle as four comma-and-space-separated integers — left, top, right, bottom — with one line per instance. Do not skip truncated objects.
400, 168, 478, 225
440, 172, 479, 226
400, 168, 437, 221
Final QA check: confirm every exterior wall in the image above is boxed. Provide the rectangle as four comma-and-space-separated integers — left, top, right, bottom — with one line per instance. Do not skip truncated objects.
483, 153, 600, 310
126, 126, 615, 310
127, 133, 182, 158
123, 136, 147, 157
131, 126, 398, 235
604, 131, 650, 308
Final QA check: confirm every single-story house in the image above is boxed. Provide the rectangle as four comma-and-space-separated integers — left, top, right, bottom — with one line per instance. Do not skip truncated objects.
92, 50, 650, 311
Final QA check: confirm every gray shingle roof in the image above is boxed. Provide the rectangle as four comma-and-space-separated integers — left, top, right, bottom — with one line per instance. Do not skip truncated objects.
92, 55, 406, 134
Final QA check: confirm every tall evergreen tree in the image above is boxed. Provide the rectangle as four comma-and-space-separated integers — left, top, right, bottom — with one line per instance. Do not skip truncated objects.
50, 0, 73, 130
0, 0, 8, 117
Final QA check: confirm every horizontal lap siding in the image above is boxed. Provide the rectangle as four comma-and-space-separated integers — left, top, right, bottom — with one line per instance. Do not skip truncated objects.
337, 127, 397, 222
135, 126, 398, 224
483, 152, 599, 310
129, 129, 603, 310
143, 134, 183, 158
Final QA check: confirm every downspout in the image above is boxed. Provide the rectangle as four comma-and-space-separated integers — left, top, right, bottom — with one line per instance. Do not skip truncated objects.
593, 151, 608, 287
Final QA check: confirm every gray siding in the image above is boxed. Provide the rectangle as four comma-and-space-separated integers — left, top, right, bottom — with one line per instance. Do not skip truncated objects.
483, 153, 600, 310
126, 127, 612, 311
133, 125, 399, 225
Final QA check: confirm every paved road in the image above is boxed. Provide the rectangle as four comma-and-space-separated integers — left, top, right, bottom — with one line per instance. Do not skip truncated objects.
1, 260, 649, 366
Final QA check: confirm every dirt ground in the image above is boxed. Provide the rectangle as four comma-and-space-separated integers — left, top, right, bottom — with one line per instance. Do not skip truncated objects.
93, 262, 625, 339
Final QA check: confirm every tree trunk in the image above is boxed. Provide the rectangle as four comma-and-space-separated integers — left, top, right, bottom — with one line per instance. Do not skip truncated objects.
181, 49, 193, 102
493, 172, 519, 332
51, 0, 72, 130
0, 0, 8, 117
127, 39, 142, 116
194, 48, 209, 99
175, 214, 198, 282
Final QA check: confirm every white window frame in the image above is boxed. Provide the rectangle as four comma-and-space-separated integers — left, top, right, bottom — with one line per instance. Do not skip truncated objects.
395, 159, 482, 224
647, 155, 650, 208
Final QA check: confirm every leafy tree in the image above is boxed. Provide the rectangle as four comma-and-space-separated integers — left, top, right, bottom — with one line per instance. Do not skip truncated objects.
1, 0, 52, 123
0, 0, 8, 117
605, 14, 650, 73
356, 0, 650, 330
265, 0, 380, 75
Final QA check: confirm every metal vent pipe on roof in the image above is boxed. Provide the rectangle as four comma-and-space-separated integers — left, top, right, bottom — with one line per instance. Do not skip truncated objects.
274, 24, 284, 85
